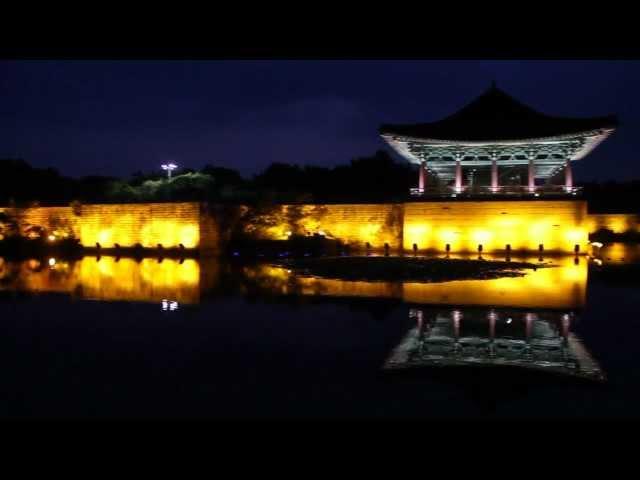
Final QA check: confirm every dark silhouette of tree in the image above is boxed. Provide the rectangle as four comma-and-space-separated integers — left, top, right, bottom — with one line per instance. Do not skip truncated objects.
1, 155, 639, 212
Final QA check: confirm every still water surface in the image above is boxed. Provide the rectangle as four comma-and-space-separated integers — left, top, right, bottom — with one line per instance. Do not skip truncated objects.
1, 244, 639, 418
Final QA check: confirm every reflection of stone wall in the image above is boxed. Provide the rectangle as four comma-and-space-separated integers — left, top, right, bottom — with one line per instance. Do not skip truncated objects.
586, 213, 640, 234
0, 257, 203, 304
242, 255, 587, 309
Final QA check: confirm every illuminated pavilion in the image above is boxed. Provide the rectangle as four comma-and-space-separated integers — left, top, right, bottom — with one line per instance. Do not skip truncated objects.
380, 83, 618, 197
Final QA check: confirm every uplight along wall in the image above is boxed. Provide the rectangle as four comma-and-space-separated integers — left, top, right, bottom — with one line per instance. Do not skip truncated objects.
244, 203, 404, 250
403, 200, 590, 254
5, 202, 219, 252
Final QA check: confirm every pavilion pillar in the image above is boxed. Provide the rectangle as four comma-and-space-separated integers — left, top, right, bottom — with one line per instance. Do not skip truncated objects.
455, 158, 462, 192
491, 157, 499, 192
528, 158, 535, 192
564, 158, 573, 191
418, 161, 426, 192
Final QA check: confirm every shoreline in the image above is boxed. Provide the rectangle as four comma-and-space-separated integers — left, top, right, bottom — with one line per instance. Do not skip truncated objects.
272, 256, 547, 283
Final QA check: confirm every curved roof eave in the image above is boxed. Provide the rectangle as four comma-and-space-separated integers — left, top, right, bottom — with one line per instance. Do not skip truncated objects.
381, 127, 615, 148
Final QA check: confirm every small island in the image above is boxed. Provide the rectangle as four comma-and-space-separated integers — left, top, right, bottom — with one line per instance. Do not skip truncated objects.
273, 256, 545, 283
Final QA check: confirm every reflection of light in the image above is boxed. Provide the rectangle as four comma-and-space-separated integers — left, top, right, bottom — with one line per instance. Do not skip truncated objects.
591, 242, 604, 248
506, 318, 512, 324
48, 234, 56, 242
48, 258, 56, 267
27, 259, 41, 270
593, 258, 603, 266
161, 299, 179, 311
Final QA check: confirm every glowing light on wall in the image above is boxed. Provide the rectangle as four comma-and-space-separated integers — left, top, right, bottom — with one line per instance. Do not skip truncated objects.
404, 223, 433, 250
471, 229, 492, 245
403, 201, 590, 254
78, 204, 201, 249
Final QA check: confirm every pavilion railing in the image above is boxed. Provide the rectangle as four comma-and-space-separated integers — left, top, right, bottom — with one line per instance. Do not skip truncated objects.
409, 185, 582, 198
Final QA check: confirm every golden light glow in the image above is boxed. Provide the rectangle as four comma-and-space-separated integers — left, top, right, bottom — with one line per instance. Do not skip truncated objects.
77, 204, 201, 248
404, 201, 590, 254
598, 243, 640, 264
48, 234, 56, 242
9, 200, 635, 256
405, 255, 586, 309
0, 256, 202, 304
241, 254, 587, 310
586, 214, 640, 234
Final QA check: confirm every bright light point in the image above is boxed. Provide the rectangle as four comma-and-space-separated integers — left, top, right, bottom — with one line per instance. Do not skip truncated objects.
48, 234, 56, 241
506, 318, 512, 324
48, 258, 56, 266
162, 299, 179, 311
161, 163, 178, 179
591, 242, 603, 248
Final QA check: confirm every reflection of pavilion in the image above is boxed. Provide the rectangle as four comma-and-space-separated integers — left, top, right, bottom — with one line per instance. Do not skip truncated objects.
385, 307, 604, 381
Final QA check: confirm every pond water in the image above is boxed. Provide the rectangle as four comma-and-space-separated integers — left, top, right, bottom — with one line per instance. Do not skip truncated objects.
1, 244, 639, 419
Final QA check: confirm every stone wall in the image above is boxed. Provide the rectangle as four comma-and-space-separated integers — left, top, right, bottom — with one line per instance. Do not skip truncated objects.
241, 203, 404, 250
1, 202, 218, 251
2, 200, 638, 255
404, 200, 590, 254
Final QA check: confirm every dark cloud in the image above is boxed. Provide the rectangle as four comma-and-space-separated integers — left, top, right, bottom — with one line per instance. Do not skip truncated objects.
0, 60, 638, 180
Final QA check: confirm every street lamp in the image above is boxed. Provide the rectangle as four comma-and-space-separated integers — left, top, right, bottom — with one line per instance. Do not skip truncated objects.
161, 163, 177, 180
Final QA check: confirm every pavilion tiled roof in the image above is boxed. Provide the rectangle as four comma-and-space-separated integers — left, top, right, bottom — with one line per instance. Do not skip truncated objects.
379, 84, 618, 142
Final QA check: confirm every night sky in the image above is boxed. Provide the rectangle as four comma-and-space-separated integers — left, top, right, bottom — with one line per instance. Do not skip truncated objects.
1, 60, 638, 182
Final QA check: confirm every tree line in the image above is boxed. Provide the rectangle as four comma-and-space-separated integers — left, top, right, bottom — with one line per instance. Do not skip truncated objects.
0, 151, 414, 206
0, 154, 639, 212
